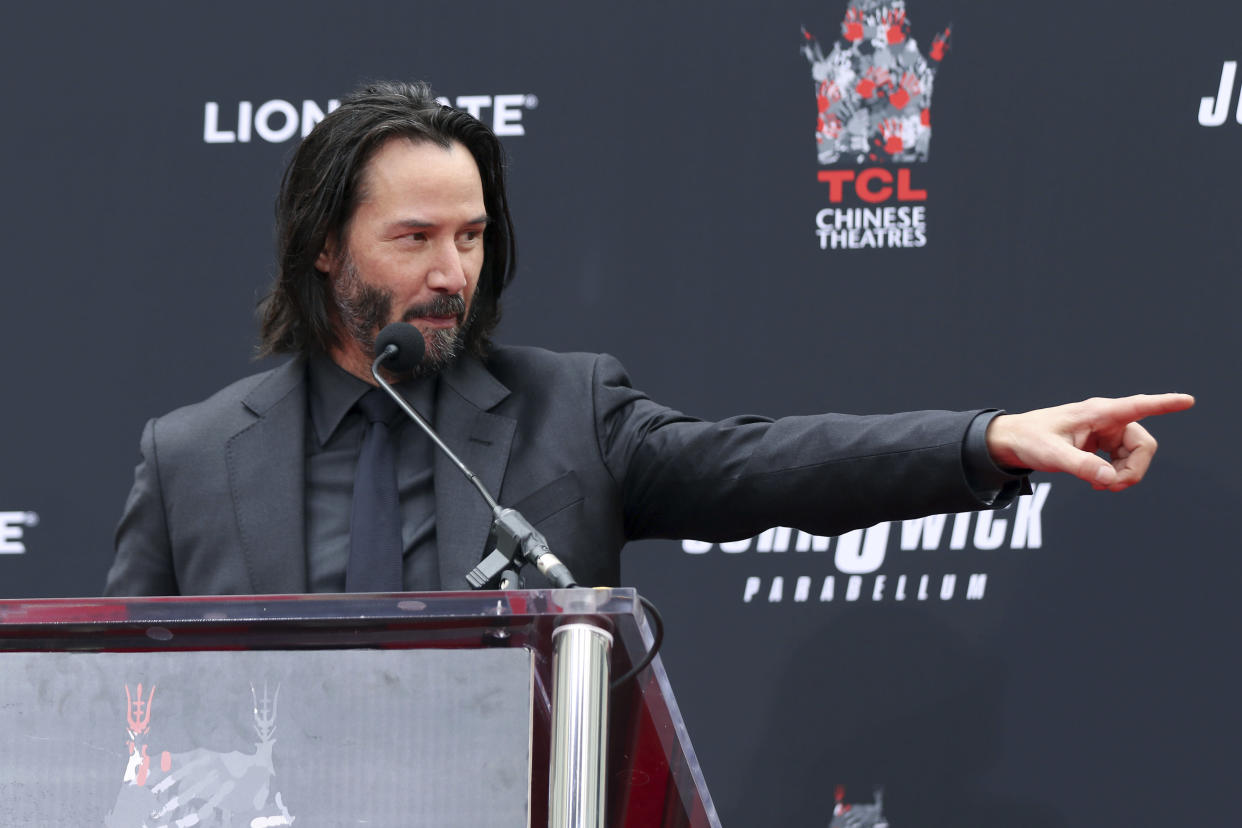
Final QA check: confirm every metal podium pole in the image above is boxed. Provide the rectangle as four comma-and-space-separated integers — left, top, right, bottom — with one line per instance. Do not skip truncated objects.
548, 621, 614, 828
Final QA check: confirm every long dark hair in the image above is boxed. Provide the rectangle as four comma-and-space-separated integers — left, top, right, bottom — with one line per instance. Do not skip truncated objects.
258, 80, 516, 357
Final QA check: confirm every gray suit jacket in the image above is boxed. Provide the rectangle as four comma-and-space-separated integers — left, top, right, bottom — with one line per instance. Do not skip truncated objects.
106, 346, 1000, 596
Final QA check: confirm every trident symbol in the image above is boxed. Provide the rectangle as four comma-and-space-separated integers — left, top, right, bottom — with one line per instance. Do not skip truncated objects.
125, 683, 156, 735
251, 682, 279, 743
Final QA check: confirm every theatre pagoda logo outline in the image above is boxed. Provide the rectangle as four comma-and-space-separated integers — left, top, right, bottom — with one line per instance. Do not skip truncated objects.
801, 0, 951, 251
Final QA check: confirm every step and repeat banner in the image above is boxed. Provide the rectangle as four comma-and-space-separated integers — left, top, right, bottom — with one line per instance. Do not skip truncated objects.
2, 2, 1238, 825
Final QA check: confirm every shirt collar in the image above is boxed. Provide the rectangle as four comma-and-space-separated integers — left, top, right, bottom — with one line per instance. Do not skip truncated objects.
307, 353, 438, 447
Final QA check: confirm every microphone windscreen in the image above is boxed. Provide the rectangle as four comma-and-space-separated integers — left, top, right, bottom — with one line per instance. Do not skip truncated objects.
375, 323, 426, 373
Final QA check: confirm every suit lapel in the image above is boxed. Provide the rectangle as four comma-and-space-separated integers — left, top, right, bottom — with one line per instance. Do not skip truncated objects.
433, 356, 515, 589
226, 359, 309, 594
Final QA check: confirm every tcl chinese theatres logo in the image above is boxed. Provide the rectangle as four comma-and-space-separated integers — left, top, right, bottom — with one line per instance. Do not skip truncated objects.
800, 1, 950, 251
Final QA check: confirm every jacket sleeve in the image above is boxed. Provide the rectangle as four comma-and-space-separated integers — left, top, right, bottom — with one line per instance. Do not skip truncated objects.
105, 418, 180, 596
590, 354, 1014, 542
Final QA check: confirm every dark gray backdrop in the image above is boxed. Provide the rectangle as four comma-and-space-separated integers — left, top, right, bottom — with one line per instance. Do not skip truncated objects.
2, 2, 1238, 825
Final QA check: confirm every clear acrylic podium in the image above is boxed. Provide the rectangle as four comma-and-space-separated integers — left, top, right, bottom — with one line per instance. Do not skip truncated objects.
0, 588, 719, 827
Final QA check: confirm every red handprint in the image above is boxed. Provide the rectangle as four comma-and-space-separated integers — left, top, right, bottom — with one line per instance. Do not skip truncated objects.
882, 8, 908, 44
888, 72, 921, 110
818, 79, 844, 112
930, 27, 952, 62
818, 112, 844, 139
855, 65, 893, 99
842, 6, 865, 42
879, 118, 904, 154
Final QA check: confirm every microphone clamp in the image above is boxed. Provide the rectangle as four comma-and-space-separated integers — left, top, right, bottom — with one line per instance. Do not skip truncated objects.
467, 508, 578, 590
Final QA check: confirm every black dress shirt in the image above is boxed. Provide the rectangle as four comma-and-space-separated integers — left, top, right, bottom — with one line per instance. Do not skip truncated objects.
304, 354, 441, 591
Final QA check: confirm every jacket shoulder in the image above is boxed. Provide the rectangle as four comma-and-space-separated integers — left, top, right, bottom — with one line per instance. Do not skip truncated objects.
151, 359, 304, 446
483, 344, 613, 386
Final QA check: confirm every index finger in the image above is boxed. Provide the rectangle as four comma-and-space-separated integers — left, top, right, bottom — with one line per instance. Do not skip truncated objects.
1092, 393, 1195, 423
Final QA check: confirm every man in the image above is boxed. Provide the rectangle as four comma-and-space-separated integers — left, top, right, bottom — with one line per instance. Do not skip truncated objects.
104, 81, 1193, 596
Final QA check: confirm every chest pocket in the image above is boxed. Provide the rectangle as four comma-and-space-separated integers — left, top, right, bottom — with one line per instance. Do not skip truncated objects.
507, 471, 583, 526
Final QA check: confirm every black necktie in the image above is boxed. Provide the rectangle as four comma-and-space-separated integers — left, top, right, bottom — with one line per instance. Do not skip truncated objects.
346, 389, 403, 592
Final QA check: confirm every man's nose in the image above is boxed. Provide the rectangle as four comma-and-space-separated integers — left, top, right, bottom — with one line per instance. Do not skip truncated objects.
425, 242, 469, 293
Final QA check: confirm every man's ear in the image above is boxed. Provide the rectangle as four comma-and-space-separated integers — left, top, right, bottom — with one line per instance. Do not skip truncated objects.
315, 234, 338, 274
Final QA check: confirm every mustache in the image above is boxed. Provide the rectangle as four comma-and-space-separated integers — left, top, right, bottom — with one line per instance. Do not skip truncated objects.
403, 294, 466, 322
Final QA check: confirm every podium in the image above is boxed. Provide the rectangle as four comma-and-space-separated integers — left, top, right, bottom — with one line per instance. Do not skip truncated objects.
0, 588, 719, 827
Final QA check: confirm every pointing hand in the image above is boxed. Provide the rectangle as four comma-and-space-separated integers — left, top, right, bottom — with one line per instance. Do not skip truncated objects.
985, 394, 1195, 491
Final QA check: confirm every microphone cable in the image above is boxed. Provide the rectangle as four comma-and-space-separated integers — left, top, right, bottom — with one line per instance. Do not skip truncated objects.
610, 593, 665, 690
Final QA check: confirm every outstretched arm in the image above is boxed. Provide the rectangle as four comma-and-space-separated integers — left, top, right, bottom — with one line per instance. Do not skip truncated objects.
985, 394, 1195, 492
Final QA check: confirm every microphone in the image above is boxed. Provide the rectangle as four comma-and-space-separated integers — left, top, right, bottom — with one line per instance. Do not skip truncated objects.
369, 322, 579, 590
375, 321, 427, 373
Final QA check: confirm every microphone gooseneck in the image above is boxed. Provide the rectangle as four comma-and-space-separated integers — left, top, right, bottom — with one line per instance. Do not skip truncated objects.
369, 323, 500, 515
368, 322, 579, 589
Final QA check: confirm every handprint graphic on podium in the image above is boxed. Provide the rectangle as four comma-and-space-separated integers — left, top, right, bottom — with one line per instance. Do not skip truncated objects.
802, 0, 951, 165
105, 682, 295, 828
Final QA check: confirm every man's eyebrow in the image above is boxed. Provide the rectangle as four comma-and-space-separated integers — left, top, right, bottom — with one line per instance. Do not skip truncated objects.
389, 215, 491, 230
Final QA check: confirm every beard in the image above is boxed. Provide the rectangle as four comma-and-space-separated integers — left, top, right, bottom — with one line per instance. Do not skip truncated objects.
330, 254, 473, 377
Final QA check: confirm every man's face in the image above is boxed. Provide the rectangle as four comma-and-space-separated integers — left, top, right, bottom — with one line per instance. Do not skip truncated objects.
319, 137, 488, 379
